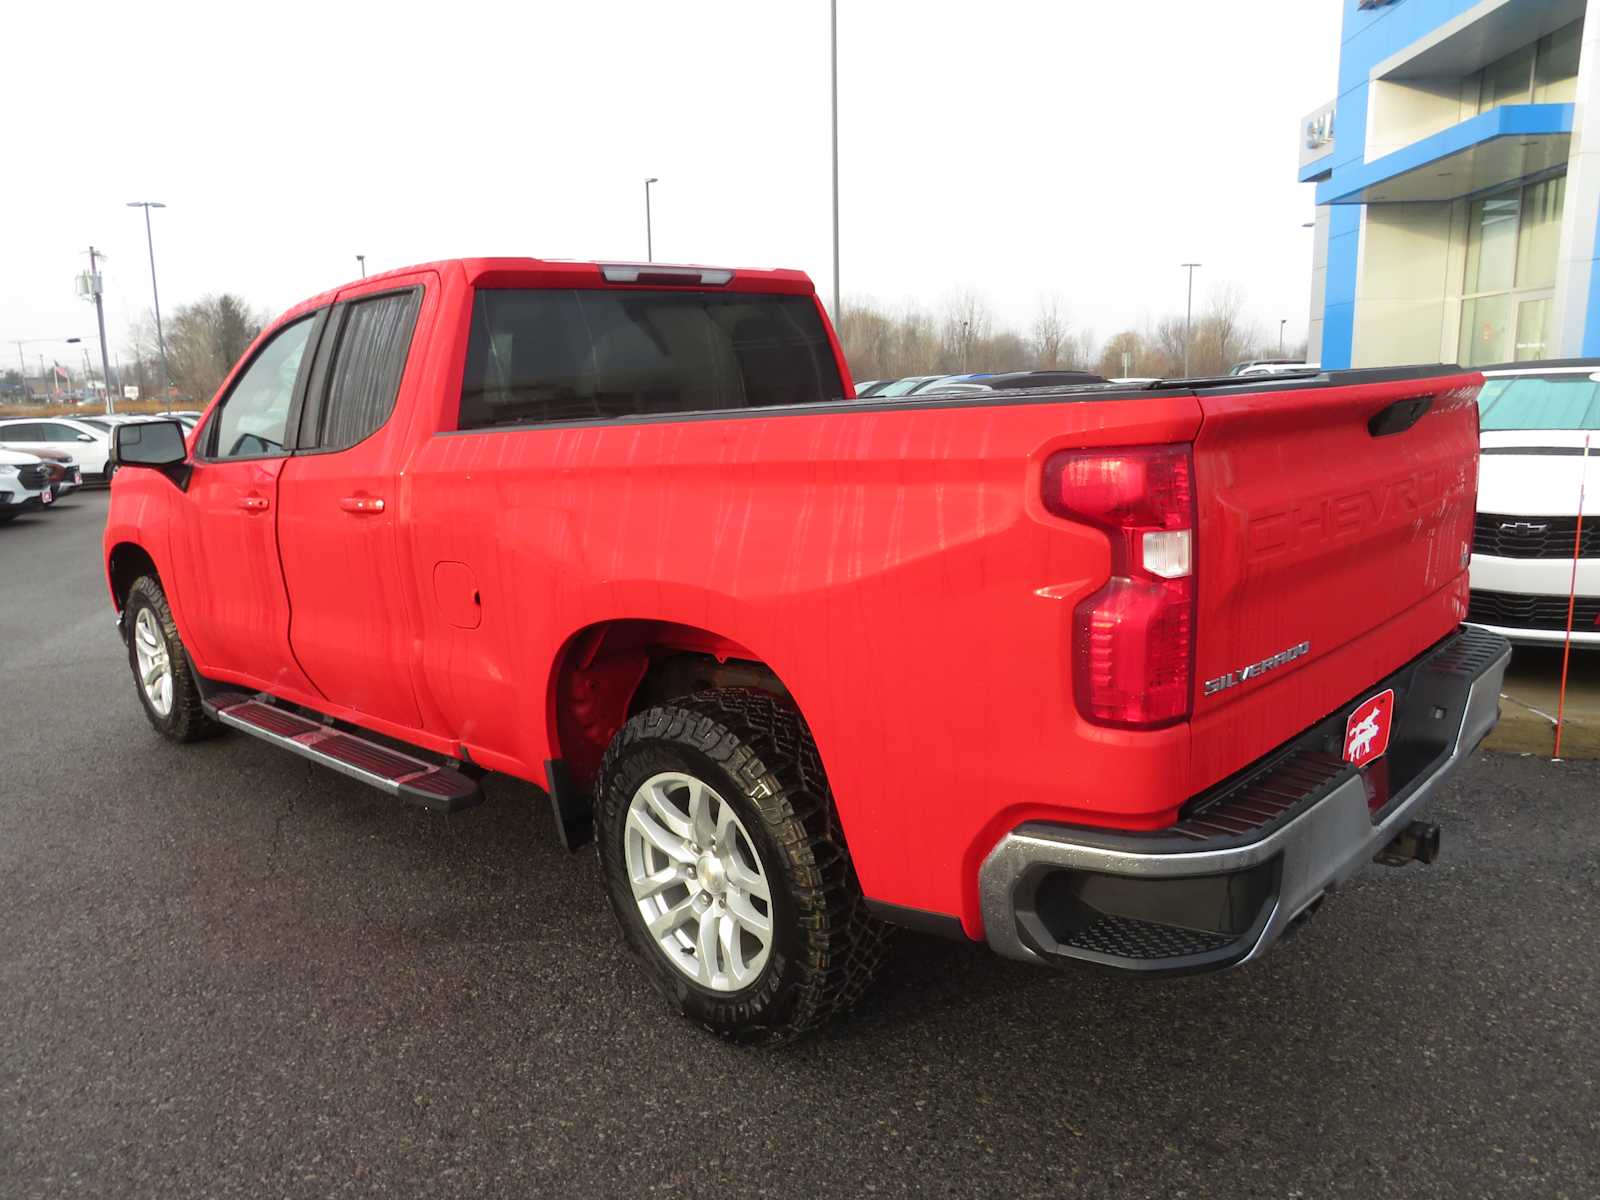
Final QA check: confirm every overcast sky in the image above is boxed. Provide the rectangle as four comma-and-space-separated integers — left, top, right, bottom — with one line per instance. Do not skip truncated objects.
4, 0, 1341, 373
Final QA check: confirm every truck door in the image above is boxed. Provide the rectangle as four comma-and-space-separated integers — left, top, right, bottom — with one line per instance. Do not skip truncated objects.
170, 311, 326, 694
274, 280, 430, 732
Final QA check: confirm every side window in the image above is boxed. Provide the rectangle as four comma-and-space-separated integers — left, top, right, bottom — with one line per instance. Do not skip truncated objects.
208, 317, 316, 460
314, 290, 420, 451
43, 424, 81, 443
1, 422, 42, 440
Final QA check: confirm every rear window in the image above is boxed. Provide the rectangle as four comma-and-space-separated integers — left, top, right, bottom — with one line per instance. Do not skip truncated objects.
458, 289, 843, 430
1477, 375, 1600, 431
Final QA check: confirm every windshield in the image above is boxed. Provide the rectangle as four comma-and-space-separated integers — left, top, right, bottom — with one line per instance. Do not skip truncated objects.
460, 289, 843, 429
1477, 375, 1600, 431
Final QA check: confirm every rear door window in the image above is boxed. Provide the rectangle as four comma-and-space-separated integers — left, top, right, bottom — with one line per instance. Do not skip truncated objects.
458, 289, 843, 430
309, 290, 421, 451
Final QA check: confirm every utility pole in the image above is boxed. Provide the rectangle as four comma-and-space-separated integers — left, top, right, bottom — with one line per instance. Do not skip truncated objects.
644, 178, 658, 262
1181, 262, 1201, 377
830, 0, 840, 322
1279, 318, 1287, 356
356, 254, 367, 278
81, 246, 117, 415
126, 202, 168, 391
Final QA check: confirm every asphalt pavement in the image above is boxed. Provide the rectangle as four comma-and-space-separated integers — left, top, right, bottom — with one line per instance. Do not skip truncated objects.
2, 491, 1597, 1199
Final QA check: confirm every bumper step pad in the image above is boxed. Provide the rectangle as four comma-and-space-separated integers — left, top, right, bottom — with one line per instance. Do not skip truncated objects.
206, 694, 483, 813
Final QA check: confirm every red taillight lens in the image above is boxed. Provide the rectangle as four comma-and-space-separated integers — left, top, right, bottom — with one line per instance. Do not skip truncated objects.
1044, 445, 1196, 729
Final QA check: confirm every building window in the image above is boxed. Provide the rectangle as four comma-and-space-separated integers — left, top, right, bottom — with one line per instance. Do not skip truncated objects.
1462, 21, 1581, 114
1459, 175, 1565, 366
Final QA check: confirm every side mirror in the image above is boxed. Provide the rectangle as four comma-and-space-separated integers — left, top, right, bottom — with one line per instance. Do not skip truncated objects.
112, 420, 187, 468
77, 432, 95, 442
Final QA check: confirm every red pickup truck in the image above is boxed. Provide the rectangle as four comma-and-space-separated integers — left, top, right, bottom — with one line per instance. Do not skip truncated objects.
104, 258, 1509, 1043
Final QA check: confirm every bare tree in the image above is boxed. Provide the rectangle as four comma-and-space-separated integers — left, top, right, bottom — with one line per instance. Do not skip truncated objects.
1030, 295, 1069, 368
1097, 330, 1148, 380
938, 290, 993, 373
153, 294, 264, 403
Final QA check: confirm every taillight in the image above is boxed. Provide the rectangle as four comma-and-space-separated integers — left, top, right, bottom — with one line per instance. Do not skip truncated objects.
1042, 445, 1196, 729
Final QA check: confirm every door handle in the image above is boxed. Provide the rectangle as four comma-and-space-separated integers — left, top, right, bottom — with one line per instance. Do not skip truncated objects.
339, 495, 386, 515
238, 494, 270, 512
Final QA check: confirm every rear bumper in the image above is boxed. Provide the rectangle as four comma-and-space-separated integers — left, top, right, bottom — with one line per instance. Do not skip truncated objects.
978, 626, 1511, 975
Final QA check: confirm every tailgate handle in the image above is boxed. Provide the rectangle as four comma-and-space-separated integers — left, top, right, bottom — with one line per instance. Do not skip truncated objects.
1368, 394, 1434, 437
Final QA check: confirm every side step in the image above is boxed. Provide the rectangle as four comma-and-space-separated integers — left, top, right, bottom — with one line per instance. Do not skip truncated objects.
206, 693, 484, 813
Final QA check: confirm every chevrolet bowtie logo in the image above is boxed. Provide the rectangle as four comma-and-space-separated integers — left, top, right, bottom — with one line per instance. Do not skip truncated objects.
1498, 521, 1550, 534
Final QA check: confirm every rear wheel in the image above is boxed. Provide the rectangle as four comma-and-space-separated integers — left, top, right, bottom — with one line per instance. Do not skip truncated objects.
124, 575, 220, 743
595, 688, 890, 1045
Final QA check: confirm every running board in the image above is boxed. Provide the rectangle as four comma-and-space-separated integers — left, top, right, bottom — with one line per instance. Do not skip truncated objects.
206, 693, 483, 813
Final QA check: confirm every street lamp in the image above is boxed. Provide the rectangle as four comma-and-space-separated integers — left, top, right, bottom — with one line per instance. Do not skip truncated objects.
1279, 319, 1288, 355
644, 178, 659, 262
356, 254, 367, 278
1181, 262, 1202, 377
126, 201, 169, 391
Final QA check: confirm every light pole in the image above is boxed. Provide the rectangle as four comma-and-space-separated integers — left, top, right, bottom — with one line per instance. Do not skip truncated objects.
1181, 262, 1202, 377
126, 201, 168, 391
77, 246, 117, 415
644, 178, 658, 262
356, 254, 367, 278
830, 0, 840, 322
1279, 319, 1288, 356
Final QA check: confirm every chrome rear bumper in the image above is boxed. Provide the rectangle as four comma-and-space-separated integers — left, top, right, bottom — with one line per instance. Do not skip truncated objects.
978, 627, 1511, 974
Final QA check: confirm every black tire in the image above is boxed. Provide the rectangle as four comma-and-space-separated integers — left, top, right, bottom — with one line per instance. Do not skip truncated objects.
100, 464, 116, 486
124, 575, 221, 743
595, 688, 890, 1045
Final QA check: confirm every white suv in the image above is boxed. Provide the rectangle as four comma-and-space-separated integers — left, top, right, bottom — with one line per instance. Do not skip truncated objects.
0, 448, 54, 521
0, 416, 114, 483
1468, 363, 1599, 648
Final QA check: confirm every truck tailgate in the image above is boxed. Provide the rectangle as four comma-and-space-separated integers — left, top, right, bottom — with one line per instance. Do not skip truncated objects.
1186, 368, 1482, 790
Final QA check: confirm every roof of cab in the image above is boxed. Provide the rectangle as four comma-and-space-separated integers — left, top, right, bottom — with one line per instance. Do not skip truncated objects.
271, 257, 816, 329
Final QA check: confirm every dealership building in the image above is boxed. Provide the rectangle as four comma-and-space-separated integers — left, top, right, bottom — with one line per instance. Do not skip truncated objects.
1302, 0, 1600, 368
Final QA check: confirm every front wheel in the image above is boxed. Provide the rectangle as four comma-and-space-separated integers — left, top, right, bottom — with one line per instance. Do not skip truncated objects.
595, 688, 890, 1045
124, 575, 220, 742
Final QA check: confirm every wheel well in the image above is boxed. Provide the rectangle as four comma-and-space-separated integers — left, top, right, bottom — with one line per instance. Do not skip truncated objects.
549, 620, 791, 794
108, 542, 159, 611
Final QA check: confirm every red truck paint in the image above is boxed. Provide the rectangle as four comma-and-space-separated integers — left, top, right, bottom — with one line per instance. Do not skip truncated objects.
104, 258, 1485, 941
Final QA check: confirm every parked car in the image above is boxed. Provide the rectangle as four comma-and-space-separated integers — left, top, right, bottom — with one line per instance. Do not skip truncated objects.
873, 374, 947, 396
1467, 360, 1600, 647
851, 379, 882, 397
969, 369, 1108, 389
104, 256, 1505, 1044
1231, 361, 1320, 378
0, 447, 55, 519
1229, 358, 1306, 376
28, 447, 83, 500
0, 416, 113, 483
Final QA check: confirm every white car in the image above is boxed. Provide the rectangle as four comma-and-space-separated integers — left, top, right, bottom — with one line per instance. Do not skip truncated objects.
1468, 363, 1600, 648
0, 415, 115, 483
1232, 361, 1320, 377
0, 447, 55, 521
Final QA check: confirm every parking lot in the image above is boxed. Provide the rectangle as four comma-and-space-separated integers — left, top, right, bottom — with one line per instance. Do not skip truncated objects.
1, 490, 1596, 1199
